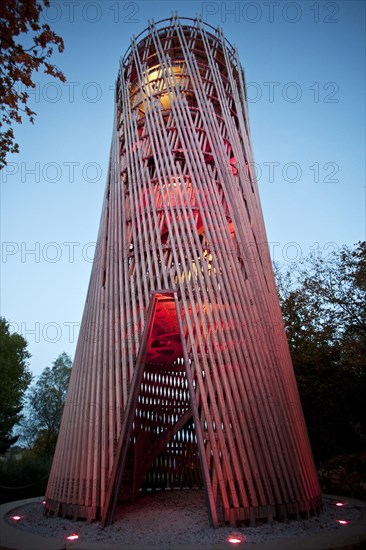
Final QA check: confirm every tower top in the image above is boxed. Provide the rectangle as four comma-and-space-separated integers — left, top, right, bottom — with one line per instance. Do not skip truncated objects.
120, 15, 238, 71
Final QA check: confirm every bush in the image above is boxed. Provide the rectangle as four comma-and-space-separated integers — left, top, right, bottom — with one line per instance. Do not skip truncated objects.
317, 451, 366, 500
0, 450, 52, 504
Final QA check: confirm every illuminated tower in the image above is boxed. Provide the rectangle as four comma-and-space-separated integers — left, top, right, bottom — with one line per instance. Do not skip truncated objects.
46, 16, 321, 526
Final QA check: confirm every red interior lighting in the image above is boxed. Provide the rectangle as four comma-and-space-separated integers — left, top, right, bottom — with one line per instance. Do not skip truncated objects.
66, 533, 79, 540
11, 515, 21, 521
337, 520, 349, 525
228, 536, 242, 544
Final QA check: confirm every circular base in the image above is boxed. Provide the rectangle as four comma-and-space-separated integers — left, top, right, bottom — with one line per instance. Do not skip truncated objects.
1, 493, 365, 550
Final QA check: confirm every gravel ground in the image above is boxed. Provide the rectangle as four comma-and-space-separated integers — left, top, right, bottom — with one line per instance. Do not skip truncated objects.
4, 490, 362, 548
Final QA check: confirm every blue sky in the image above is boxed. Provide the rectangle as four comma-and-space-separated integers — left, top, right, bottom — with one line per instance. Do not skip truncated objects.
1, 0, 365, 377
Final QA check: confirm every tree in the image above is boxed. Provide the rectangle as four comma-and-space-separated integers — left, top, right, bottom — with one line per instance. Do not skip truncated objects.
0, 0, 66, 168
274, 242, 366, 461
24, 352, 72, 457
300, 241, 366, 375
0, 317, 32, 453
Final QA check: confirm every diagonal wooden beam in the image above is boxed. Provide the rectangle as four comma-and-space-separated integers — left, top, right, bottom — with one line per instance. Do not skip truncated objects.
101, 292, 161, 527
133, 407, 193, 495
172, 293, 219, 527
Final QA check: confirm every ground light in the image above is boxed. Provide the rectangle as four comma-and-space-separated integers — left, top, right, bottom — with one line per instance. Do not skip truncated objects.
337, 520, 350, 525
336, 502, 346, 507
66, 534, 79, 540
11, 516, 21, 521
228, 536, 242, 544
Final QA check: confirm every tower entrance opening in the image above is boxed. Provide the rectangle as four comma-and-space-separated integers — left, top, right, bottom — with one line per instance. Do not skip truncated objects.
102, 291, 217, 527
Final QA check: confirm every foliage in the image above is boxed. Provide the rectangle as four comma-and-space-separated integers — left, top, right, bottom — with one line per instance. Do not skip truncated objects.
317, 452, 366, 500
22, 352, 72, 457
0, 317, 32, 453
275, 241, 366, 462
0, 450, 51, 504
0, 0, 65, 168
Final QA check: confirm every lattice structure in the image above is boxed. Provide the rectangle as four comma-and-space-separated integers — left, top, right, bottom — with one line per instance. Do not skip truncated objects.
45, 16, 322, 526
135, 370, 201, 492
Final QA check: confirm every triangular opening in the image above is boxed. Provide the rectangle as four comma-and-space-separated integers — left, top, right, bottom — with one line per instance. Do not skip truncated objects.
102, 291, 217, 527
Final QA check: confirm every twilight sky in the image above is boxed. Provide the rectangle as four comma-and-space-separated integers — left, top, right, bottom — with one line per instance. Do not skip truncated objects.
1, 0, 365, 376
